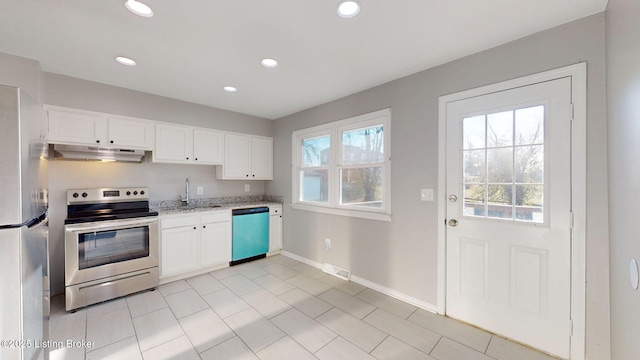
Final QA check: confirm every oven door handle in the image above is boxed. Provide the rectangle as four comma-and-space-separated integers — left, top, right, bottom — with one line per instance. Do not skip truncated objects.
65, 217, 158, 232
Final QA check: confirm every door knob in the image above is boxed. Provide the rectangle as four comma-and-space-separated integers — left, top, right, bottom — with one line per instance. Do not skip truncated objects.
448, 219, 458, 227
449, 194, 457, 202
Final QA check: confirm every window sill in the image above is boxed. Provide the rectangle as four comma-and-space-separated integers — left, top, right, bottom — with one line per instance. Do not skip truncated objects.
291, 203, 392, 222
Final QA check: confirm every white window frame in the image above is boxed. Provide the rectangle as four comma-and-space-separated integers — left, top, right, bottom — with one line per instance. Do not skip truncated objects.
292, 108, 391, 221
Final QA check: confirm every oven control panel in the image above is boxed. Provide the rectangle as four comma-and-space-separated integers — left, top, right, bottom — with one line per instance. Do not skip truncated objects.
67, 187, 150, 204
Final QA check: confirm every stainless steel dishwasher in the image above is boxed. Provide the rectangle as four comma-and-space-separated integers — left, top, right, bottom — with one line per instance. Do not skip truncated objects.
230, 207, 270, 265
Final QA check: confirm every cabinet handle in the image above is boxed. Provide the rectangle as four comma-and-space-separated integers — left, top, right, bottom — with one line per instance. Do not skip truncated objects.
186, 157, 190, 160
252, 174, 255, 177
246, 174, 249, 177
203, 225, 206, 228
96, 140, 100, 144
193, 227, 196, 230
110, 140, 114, 144
195, 158, 198, 161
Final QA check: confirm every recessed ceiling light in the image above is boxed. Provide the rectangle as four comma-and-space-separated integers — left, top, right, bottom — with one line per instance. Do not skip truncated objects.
125, 0, 154, 17
261, 58, 278, 68
337, 0, 361, 18
115, 56, 137, 66
223, 86, 238, 93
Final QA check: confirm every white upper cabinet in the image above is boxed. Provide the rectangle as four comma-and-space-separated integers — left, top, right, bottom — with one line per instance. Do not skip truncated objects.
107, 116, 154, 149
153, 123, 192, 163
46, 106, 154, 150
217, 133, 273, 180
153, 123, 224, 165
193, 128, 224, 164
47, 109, 106, 146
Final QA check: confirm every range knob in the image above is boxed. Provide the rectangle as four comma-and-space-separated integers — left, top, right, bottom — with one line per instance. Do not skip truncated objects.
126, 191, 131, 196
133, 191, 138, 195
72, 192, 79, 198
82, 192, 88, 198
140, 190, 145, 195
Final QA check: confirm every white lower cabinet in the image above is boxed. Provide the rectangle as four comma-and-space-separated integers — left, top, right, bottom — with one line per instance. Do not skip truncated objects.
161, 223, 199, 276
269, 205, 283, 252
201, 214, 232, 267
160, 211, 231, 280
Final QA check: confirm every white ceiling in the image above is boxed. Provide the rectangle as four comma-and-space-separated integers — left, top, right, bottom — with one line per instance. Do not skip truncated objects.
0, 0, 607, 120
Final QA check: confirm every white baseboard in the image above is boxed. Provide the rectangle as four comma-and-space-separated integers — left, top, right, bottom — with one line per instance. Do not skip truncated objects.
280, 251, 438, 314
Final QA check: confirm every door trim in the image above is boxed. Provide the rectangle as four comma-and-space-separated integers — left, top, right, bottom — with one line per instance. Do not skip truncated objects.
437, 63, 586, 359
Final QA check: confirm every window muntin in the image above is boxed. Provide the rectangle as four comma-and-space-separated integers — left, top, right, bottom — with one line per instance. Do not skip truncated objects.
293, 109, 391, 220
462, 105, 545, 223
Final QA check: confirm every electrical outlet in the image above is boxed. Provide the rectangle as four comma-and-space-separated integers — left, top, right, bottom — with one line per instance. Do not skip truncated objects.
324, 238, 331, 250
244, 184, 250, 192
196, 186, 203, 195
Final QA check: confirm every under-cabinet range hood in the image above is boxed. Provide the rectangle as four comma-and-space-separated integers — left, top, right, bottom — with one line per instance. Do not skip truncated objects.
52, 144, 145, 163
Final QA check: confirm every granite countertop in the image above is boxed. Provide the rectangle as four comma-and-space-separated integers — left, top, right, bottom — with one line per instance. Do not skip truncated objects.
151, 195, 283, 216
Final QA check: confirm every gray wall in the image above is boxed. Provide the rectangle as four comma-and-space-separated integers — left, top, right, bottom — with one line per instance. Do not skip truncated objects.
269, 13, 610, 359
0, 52, 41, 100
606, 0, 640, 358
41, 73, 273, 295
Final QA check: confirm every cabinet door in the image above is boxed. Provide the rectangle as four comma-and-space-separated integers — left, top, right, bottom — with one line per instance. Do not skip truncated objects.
108, 116, 154, 149
47, 110, 107, 145
161, 226, 198, 277
269, 214, 283, 252
193, 129, 224, 164
223, 133, 251, 178
201, 221, 231, 266
154, 124, 193, 163
251, 137, 273, 179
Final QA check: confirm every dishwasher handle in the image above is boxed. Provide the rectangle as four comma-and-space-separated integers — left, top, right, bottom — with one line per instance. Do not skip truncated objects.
232, 207, 270, 216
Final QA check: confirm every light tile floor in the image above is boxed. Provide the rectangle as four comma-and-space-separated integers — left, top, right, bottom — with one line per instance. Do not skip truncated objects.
49, 255, 560, 360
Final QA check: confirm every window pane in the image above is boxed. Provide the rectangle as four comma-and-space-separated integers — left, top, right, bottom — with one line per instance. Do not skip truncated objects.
463, 115, 485, 150
340, 167, 383, 208
301, 135, 330, 168
463, 150, 486, 183
487, 110, 513, 147
515, 106, 544, 145
300, 170, 328, 202
487, 148, 513, 183
342, 125, 384, 165
515, 145, 544, 183
516, 185, 543, 223
464, 184, 486, 217
488, 184, 512, 220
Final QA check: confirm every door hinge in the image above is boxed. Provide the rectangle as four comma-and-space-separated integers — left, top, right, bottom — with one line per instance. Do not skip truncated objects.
569, 103, 574, 121
570, 211, 574, 229
568, 318, 573, 336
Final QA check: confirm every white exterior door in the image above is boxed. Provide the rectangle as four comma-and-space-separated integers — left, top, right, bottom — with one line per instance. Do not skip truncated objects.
445, 77, 572, 358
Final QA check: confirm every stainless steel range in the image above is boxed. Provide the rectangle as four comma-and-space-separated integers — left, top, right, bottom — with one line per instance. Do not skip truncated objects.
64, 187, 159, 311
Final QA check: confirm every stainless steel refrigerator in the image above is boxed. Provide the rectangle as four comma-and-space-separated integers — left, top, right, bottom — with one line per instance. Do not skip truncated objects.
0, 84, 49, 360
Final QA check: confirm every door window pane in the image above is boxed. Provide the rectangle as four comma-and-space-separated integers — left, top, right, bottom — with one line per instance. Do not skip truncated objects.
515, 145, 544, 183
487, 184, 513, 220
300, 170, 329, 202
515, 106, 544, 145
341, 125, 384, 165
487, 111, 513, 147
464, 184, 486, 217
463, 115, 485, 150
516, 185, 543, 222
340, 167, 383, 208
464, 150, 486, 183
487, 148, 513, 183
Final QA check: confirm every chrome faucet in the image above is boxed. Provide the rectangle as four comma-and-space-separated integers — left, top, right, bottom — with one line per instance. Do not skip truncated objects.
181, 178, 190, 205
